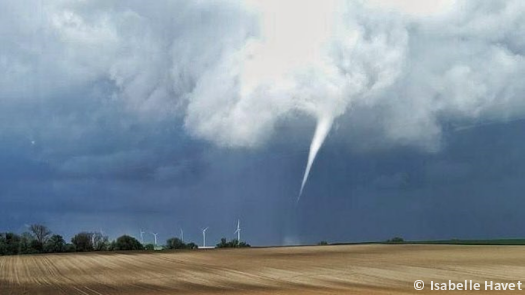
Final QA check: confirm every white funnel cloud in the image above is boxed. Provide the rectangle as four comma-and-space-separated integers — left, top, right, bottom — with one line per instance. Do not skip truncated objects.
299, 115, 334, 200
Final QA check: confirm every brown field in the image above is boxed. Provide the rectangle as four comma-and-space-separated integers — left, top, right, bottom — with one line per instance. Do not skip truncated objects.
2, 244, 525, 294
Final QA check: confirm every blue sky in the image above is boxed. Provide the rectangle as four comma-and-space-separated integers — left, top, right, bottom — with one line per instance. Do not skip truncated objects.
1, 0, 525, 246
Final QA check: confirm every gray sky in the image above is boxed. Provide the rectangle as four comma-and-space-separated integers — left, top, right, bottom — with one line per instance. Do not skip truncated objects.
1, 0, 525, 246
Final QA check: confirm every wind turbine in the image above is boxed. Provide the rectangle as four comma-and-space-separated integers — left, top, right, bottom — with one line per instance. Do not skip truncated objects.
140, 229, 145, 244
180, 228, 184, 242
234, 219, 241, 242
201, 227, 209, 247
150, 232, 158, 246
91, 230, 98, 246
90, 229, 104, 250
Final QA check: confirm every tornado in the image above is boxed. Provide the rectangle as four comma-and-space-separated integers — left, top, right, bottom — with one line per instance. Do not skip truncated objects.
298, 115, 333, 201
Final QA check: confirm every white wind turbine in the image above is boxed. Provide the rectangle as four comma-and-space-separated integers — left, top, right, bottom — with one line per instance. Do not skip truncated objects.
180, 228, 184, 242
150, 232, 158, 246
91, 230, 98, 246
140, 229, 145, 244
234, 219, 241, 242
90, 229, 104, 250
201, 227, 209, 247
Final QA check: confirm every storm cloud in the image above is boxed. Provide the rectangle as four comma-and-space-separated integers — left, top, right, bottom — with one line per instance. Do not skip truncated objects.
1, 0, 525, 245
3, 1, 525, 149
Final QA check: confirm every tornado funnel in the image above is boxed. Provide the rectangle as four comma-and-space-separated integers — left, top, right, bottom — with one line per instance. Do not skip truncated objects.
298, 116, 333, 201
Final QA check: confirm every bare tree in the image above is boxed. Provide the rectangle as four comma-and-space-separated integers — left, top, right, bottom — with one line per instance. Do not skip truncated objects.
71, 232, 94, 252
29, 224, 52, 246
92, 232, 109, 251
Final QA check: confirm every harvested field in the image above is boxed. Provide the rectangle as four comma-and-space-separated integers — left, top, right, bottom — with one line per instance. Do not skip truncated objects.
2, 244, 525, 294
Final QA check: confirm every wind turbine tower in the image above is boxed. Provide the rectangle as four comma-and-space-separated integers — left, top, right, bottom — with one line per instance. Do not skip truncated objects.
150, 232, 158, 246
202, 227, 209, 248
180, 228, 184, 242
234, 219, 241, 242
140, 229, 145, 244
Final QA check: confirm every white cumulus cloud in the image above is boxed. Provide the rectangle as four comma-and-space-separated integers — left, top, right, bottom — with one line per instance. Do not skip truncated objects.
1, 0, 524, 153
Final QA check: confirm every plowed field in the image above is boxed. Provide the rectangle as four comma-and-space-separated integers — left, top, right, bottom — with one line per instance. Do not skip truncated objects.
1, 244, 525, 294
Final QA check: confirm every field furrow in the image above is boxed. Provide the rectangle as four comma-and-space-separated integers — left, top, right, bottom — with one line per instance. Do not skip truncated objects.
2, 245, 525, 294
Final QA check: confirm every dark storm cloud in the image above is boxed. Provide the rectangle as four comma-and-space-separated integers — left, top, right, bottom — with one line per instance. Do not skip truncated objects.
1, 0, 525, 246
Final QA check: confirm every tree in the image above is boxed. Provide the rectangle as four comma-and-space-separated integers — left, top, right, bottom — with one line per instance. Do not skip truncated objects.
0, 234, 6, 255
45, 235, 66, 253
71, 232, 94, 252
216, 238, 250, 248
29, 224, 52, 251
21, 232, 39, 254
166, 237, 186, 249
63, 243, 76, 252
185, 242, 198, 249
238, 241, 250, 248
216, 238, 228, 248
92, 232, 110, 251
114, 235, 143, 251
386, 237, 405, 243
144, 243, 155, 251
164, 237, 199, 250
0, 232, 22, 255
317, 241, 329, 246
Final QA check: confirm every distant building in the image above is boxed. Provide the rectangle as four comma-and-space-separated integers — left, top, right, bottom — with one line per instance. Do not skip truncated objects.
198, 246, 215, 250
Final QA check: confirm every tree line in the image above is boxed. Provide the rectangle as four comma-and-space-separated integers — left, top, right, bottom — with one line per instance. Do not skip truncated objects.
0, 224, 249, 256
